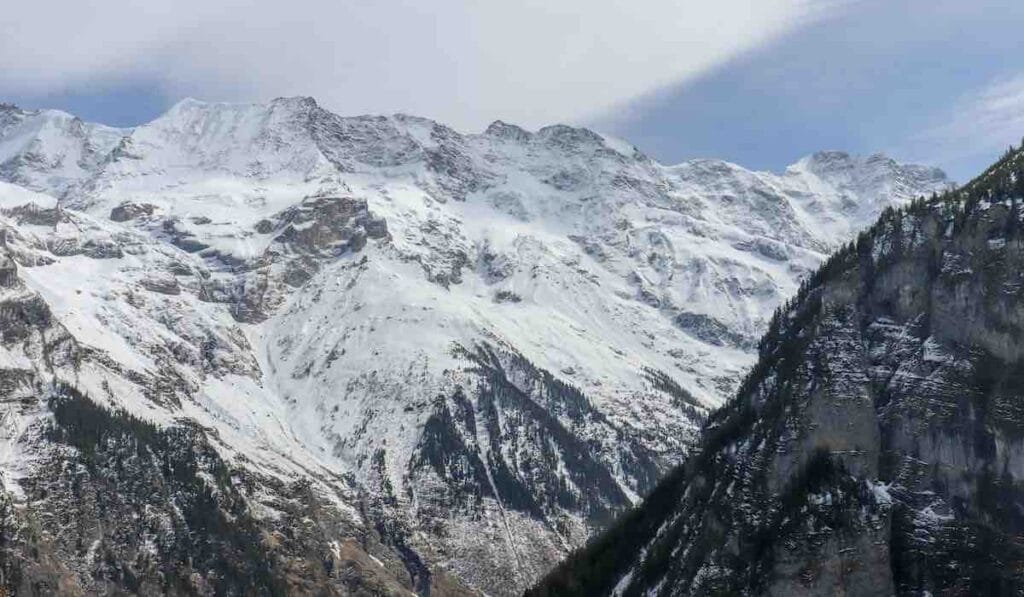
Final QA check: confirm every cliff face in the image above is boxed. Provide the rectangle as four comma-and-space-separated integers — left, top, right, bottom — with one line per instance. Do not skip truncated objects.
532, 148, 1024, 596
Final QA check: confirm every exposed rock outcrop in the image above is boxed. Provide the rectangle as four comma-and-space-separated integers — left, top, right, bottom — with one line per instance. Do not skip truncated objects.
532, 145, 1024, 596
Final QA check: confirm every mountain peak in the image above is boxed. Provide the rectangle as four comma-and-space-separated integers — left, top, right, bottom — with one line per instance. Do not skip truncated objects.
535, 123, 605, 147
268, 95, 321, 115
484, 119, 532, 141
791, 149, 863, 175
270, 95, 318, 107
790, 150, 950, 188
166, 96, 208, 111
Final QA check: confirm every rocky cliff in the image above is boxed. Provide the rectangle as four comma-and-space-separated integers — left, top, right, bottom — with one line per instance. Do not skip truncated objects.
531, 147, 1024, 595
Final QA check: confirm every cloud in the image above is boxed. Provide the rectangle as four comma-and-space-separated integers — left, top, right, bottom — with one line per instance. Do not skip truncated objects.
906, 74, 1024, 171
0, 0, 832, 130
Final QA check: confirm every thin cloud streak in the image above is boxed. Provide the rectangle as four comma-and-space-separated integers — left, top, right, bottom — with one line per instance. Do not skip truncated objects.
905, 74, 1024, 174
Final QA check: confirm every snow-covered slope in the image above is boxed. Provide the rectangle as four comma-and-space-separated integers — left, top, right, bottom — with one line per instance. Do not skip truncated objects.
0, 97, 951, 594
531, 136, 1024, 597
0, 103, 126, 195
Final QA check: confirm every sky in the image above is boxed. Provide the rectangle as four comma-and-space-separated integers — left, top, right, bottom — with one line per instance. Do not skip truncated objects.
3, 0, 1023, 181
593, 0, 1024, 181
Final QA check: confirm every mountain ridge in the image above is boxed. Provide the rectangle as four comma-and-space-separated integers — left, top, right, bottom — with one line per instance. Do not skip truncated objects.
0, 96, 952, 595
531, 143, 1024, 596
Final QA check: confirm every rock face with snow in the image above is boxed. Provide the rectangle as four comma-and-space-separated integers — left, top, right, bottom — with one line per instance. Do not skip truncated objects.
532, 145, 1024, 596
0, 103, 126, 195
0, 98, 950, 595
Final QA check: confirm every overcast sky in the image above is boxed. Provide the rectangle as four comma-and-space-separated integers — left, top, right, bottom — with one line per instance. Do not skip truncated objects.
3, 0, 1023, 181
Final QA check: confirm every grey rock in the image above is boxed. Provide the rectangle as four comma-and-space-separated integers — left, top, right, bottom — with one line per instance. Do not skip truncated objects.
532, 142, 1024, 597
109, 202, 156, 222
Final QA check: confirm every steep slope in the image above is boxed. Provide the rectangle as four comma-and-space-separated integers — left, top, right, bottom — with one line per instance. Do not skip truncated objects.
0, 184, 464, 595
0, 104, 125, 196
0, 97, 950, 594
532, 147, 1024, 595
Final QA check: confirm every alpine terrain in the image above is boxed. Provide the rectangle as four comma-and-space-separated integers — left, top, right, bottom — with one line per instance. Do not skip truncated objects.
0, 97, 950, 595
531, 140, 1024, 595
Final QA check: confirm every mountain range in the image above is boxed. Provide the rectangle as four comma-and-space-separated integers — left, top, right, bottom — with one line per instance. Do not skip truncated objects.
0, 97, 951, 595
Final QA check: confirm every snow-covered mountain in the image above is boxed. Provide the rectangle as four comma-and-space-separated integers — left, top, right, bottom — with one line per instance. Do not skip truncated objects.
0, 98, 951, 594
0, 103, 126, 194
531, 133, 1024, 597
